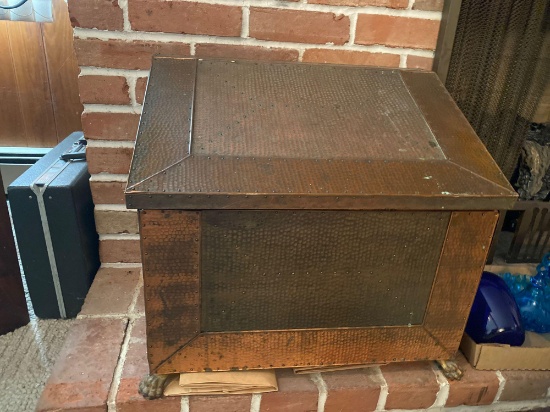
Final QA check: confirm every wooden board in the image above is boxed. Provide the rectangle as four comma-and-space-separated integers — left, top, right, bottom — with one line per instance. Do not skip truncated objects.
6, 20, 57, 147
0, 22, 26, 146
41, 0, 83, 141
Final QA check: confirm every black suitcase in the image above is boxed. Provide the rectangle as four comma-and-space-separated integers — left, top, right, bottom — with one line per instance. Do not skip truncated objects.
8, 132, 100, 319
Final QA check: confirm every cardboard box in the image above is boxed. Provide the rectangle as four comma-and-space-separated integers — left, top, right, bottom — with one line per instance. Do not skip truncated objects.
460, 332, 550, 370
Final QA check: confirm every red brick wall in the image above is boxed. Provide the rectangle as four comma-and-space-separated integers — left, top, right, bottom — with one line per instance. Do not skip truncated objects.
68, 0, 443, 264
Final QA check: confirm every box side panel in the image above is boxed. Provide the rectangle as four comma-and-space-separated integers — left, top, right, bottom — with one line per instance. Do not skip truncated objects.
139, 209, 201, 372
423, 211, 499, 357
155, 210, 461, 373
200, 210, 449, 331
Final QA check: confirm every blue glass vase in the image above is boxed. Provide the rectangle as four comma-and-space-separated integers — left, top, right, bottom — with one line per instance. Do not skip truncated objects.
501, 272, 530, 294
515, 272, 550, 333
465, 271, 525, 346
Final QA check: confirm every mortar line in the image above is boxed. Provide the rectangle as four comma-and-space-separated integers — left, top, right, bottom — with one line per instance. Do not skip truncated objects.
99, 233, 141, 240
374, 366, 389, 411
250, 393, 262, 412
95, 204, 135, 211
102, 262, 143, 269
241, 2, 250, 38
400, 54, 407, 68
310, 373, 327, 412
76, 312, 110, 321
83, 104, 141, 114
107, 318, 133, 412
118, 0, 131, 31
77, 313, 136, 320
181, 395, 190, 412
494, 371, 506, 402
127, 76, 138, 107
87, 139, 135, 148
90, 173, 129, 182
79, 67, 150, 77
348, 13, 358, 45
128, 270, 144, 316
431, 363, 450, 408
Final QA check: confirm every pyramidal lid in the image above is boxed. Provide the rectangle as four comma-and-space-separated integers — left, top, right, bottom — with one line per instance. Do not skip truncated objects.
126, 57, 516, 210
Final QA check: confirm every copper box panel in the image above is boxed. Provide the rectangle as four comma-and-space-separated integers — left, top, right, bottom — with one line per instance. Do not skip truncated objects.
139, 209, 499, 374
192, 60, 444, 161
201, 210, 449, 332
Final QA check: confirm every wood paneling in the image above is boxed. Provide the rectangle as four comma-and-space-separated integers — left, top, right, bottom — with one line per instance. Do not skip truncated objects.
0, 0, 82, 148
7, 20, 57, 146
0, 23, 26, 146
42, 0, 83, 140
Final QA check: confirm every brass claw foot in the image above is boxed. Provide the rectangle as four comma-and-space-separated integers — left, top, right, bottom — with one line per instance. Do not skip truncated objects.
138, 373, 171, 399
436, 359, 464, 381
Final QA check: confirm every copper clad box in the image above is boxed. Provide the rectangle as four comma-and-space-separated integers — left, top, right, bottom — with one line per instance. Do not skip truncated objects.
125, 57, 517, 375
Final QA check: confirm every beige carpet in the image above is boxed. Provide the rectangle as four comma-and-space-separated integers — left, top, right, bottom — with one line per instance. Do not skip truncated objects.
0, 201, 75, 410
0, 319, 73, 412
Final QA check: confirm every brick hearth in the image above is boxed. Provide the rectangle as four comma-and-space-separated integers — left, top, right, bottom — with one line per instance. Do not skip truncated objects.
36, 266, 550, 412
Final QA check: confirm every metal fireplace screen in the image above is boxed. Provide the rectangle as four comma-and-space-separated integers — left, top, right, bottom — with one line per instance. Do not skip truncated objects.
445, 0, 550, 179
201, 210, 449, 332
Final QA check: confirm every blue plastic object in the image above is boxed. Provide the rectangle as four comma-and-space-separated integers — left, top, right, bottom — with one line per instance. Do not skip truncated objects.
465, 271, 525, 346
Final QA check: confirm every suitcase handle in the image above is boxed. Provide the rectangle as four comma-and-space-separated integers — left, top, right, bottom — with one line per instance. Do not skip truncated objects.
60, 137, 87, 161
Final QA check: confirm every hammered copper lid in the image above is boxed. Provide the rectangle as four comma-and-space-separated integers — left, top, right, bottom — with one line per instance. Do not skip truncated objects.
125, 57, 516, 210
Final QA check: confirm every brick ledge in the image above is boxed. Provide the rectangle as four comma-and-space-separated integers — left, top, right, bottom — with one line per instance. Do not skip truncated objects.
36, 268, 550, 412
